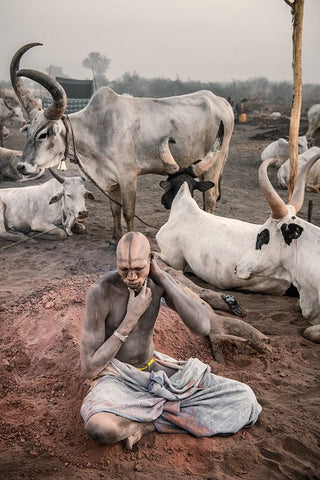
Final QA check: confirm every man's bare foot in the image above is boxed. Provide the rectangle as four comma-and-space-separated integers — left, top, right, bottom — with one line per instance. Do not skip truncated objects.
123, 423, 155, 451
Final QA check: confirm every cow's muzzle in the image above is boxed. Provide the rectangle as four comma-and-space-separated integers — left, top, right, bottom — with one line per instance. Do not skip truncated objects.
17, 163, 27, 174
77, 211, 88, 221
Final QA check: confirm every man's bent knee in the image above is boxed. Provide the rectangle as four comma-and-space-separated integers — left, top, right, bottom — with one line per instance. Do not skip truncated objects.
85, 413, 120, 444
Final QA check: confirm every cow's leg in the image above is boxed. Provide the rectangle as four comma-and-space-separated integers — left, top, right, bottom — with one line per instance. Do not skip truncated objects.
203, 149, 228, 212
0, 126, 3, 148
108, 185, 123, 250
121, 178, 137, 234
157, 258, 244, 316
156, 259, 269, 364
306, 183, 320, 193
29, 219, 68, 240
0, 199, 32, 242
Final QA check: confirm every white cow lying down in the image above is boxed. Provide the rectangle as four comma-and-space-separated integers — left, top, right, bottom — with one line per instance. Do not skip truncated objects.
277, 146, 320, 192
236, 154, 320, 343
261, 136, 308, 167
0, 171, 94, 241
156, 177, 291, 295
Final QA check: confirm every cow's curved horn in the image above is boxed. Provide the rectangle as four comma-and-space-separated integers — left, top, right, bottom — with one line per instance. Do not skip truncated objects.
17, 69, 67, 120
288, 151, 320, 213
10, 42, 43, 114
259, 158, 288, 219
49, 168, 65, 184
2, 94, 13, 111
192, 121, 224, 177
159, 137, 179, 174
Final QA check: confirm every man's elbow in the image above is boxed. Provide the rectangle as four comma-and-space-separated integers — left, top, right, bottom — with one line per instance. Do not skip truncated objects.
81, 360, 97, 380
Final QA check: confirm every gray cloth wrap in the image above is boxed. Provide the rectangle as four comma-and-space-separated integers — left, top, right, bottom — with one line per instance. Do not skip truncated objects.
80, 352, 262, 437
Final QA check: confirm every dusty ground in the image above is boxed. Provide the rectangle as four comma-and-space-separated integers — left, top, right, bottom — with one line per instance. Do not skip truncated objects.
0, 115, 320, 480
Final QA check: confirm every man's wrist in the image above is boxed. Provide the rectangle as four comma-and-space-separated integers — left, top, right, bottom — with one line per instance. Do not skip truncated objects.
113, 330, 128, 342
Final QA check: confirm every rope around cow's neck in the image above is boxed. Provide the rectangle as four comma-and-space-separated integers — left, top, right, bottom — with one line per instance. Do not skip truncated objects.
62, 114, 161, 230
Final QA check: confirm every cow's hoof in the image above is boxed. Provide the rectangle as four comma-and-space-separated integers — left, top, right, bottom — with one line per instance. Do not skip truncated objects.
106, 240, 117, 251
72, 223, 86, 234
221, 294, 246, 317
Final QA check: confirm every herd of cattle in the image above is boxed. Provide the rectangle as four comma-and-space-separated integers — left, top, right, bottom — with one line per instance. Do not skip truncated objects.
1, 42, 320, 344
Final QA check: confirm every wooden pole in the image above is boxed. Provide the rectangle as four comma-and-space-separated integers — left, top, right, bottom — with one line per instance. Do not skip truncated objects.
284, 0, 305, 201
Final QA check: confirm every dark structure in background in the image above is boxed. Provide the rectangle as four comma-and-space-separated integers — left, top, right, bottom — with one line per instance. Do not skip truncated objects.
43, 78, 94, 114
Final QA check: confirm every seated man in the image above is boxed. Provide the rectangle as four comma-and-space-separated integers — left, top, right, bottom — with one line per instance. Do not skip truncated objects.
80, 232, 261, 450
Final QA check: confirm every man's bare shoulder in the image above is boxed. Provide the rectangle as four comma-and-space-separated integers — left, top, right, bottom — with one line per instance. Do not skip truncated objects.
87, 271, 124, 299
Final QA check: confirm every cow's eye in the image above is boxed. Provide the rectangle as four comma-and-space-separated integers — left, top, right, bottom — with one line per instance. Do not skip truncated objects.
38, 132, 47, 140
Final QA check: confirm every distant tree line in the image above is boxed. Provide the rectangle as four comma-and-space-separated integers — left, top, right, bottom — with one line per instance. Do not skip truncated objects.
106, 73, 319, 109
1, 53, 319, 111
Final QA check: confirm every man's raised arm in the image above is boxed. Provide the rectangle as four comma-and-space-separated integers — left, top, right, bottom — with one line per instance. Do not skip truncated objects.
149, 258, 211, 336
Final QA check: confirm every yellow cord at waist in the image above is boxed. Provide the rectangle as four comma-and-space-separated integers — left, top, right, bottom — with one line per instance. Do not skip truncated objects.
138, 357, 155, 371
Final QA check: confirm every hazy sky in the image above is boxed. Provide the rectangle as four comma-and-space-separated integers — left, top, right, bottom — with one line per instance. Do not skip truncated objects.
1, 0, 319, 85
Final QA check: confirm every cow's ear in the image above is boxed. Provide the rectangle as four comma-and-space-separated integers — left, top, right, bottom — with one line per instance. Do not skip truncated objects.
280, 223, 304, 245
49, 192, 63, 204
85, 190, 95, 200
194, 181, 215, 192
159, 180, 171, 192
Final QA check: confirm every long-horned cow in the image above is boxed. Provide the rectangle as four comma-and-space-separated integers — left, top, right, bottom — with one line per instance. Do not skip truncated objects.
235, 154, 320, 343
10, 43, 234, 247
156, 149, 291, 295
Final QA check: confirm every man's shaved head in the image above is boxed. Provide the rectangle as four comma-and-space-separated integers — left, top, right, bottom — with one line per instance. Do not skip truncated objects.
117, 233, 151, 291
117, 232, 151, 263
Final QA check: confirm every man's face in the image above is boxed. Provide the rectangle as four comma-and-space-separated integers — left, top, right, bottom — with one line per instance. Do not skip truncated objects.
117, 233, 151, 292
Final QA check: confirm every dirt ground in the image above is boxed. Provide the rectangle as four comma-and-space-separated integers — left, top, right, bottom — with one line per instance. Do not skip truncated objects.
0, 114, 320, 480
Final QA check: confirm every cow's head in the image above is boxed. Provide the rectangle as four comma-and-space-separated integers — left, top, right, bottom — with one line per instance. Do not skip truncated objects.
48, 169, 95, 235
158, 126, 224, 209
1, 94, 26, 127
10, 43, 68, 175
159, 166, 214, 210
235, 153, 320, 280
